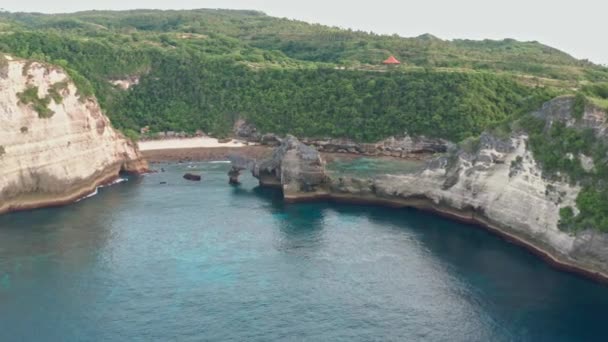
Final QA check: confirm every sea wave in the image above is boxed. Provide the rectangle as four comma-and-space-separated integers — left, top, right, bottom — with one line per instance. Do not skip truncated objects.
76, 178, 127, 202
209, 161, 231, 164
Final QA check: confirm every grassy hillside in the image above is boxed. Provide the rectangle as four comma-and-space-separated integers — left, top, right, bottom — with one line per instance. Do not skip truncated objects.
2, 9, 605, 82
0, 9, 604, 140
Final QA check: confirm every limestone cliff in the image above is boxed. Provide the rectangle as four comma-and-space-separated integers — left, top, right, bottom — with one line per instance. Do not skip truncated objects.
0, 56, 147, 214
257, 125, 608, 281
329, 133, 608, 279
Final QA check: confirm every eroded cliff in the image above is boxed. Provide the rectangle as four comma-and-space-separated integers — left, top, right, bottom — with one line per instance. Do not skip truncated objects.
253, 114, 608, 281
0, 56, 147, 214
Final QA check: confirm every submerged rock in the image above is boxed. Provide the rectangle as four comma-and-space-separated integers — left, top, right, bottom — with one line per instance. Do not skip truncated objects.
183, 173, 202, 181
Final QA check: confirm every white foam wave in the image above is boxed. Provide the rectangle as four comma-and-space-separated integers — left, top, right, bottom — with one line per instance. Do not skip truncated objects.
76, 178, 128, 202
76, 188, 98, 202
209, 161, 231, 164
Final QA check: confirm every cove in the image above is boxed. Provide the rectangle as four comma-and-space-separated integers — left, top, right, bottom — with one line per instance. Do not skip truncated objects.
1, 162, 607, 341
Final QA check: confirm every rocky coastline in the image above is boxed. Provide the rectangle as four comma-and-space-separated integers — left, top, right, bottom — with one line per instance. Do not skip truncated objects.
0, 56, 148, 215
237, 118, 608, 283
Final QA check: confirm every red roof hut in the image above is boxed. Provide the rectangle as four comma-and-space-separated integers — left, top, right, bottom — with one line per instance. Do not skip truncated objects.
383, 56, 401, 65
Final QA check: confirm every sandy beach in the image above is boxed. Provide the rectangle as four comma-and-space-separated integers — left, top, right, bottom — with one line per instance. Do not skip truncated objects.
141, 146, 272, 163
138, 137, 271, 163
138, 137, 248, 151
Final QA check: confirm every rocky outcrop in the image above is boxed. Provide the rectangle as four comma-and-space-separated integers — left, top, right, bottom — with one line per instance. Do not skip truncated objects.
328, 133, 607, 278
110, 75, 140, 90
233, 119, 261, 142
302, 135, 449, 157
227, 154, 254, 185
234, 120, 448, 157
534, 95, 608, 141
252, 135, 329, 199
0, 56, 148, 214
183, 173, 202, 181
254, 128, 608, 282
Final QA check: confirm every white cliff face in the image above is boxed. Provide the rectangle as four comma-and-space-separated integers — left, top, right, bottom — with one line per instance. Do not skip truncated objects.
248, 118, 608, 278
330, 133, 608, 278
378, 136, 579, 251
0, 56, 147, 214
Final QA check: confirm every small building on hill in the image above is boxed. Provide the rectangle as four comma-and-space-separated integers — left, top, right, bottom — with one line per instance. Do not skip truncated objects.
383, 56, 401, 65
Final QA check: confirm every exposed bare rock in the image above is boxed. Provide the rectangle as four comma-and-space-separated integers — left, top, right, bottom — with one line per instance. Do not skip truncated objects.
579, 153, 596, 172
302, 135, 449, 157
533, 95, 608, 140
0, 56, 148, 214
252, 135, 329, 199
233, 119, 261, 142
227, 154, 255, 185
110, 75, 140, 90
260, 133, 281, 146
326, 132, 608, 280
183, 173, 202, 181
255, 128, 608, 280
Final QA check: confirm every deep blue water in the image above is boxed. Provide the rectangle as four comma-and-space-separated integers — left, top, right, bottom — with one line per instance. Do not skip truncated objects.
1, 162, 608, 341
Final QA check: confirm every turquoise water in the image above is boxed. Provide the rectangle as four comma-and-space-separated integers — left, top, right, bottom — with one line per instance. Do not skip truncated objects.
327, 156, 424, 177
1, 162, 608, 341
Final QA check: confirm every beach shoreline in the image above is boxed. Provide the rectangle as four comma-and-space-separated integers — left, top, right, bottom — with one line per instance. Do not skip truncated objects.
138, 137, 249, 151
141, 145, 273, 163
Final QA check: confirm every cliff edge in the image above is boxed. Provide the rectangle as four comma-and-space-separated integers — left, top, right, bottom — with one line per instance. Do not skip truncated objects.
0, 56, 148, 214
253, 117, 608, 281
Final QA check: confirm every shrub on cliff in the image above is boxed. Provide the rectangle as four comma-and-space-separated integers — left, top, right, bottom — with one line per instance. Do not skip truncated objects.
48, 81, 69, 104
0, 55, 8, 78
16, 86, 54, 118
521, 113, 608, 232
572, 93, 586, 119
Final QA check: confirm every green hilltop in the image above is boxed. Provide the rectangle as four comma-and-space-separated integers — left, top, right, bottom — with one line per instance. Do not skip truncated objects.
0, 8, 606, 140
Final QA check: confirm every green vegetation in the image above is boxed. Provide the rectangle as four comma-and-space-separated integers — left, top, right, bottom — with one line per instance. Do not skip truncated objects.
16, 86, 54, 118
48, 81, 69, 104
0, 9, 605, 140
523, 118, 595, 181
122, 129, 140, 142
117, 60, 554, 141
0, 54, 7, 78
580, 83, 608, 111
0, 145, 5, 156
572, 93, 587, 119
520, 113, 608, 232
2, 10, 602, 81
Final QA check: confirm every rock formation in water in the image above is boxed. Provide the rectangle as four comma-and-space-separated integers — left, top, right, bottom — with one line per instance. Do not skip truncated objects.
255, 101, 608, 281
183, 173, 202, 181
227, 154, 254, 185
0, 56, 148, 214
251, 135, 329, 199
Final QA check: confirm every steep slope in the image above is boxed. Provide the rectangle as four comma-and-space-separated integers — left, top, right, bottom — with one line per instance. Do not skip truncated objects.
250, 103, 608, 281
0, 56, 147, 214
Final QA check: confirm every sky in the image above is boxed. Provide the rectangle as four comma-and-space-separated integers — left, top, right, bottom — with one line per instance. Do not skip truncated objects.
3, 0, 607, 65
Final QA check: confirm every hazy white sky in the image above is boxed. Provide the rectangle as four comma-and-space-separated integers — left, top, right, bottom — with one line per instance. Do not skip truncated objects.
3, 0, 607, 65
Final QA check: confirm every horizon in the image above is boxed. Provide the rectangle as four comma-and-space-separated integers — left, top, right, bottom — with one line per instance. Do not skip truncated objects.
1, 0, 607, 66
